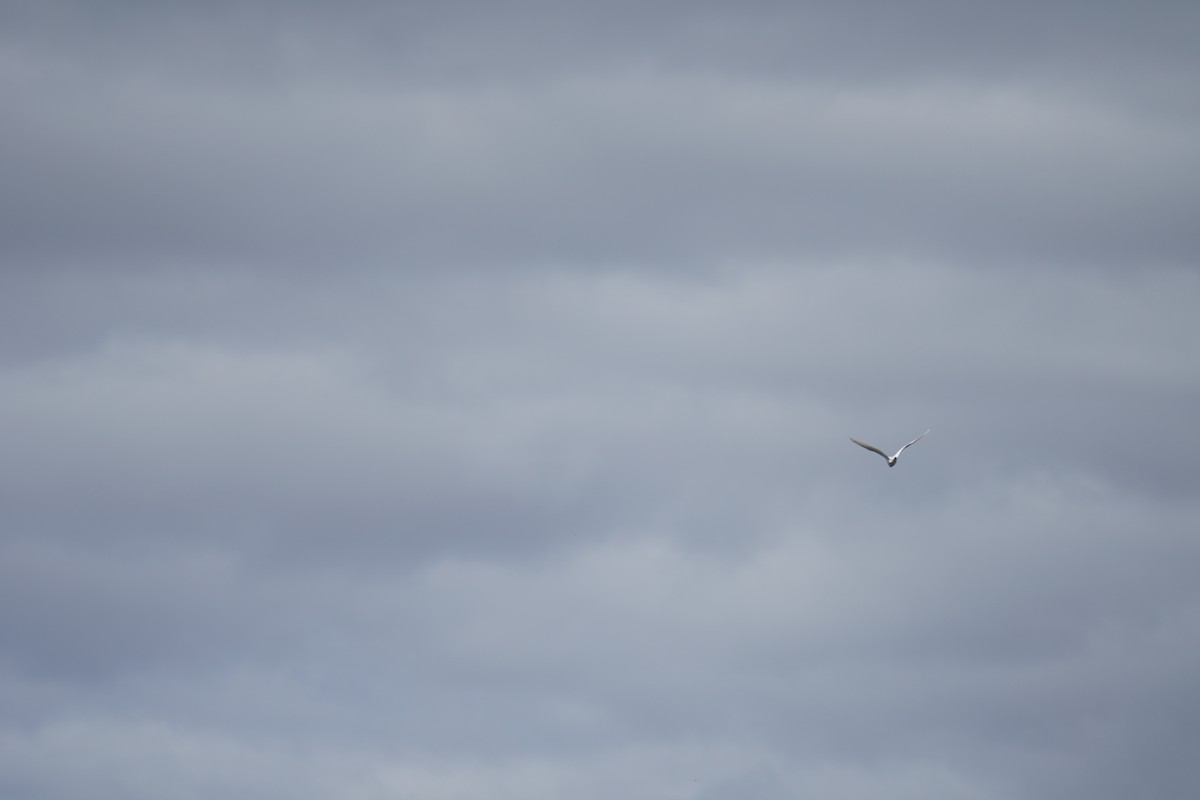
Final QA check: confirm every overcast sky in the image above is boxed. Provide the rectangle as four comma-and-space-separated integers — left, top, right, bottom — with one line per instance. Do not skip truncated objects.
2, 3, 1199, 798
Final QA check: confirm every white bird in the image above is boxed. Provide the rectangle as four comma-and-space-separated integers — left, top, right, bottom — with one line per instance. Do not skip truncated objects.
850, 430, 930, 467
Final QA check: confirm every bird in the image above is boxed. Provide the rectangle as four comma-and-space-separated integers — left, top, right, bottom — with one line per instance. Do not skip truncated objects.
850, 430, 930, 467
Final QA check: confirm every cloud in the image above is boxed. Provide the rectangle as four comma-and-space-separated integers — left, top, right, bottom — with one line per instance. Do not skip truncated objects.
4, 4, 1198, 270
2, 3, 1199, 799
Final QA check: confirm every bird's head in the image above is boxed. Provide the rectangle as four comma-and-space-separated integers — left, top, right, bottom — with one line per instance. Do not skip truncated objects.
887, 459, 897, 467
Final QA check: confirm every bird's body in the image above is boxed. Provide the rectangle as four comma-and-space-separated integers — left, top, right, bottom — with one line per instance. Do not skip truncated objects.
850, 430, 929, 467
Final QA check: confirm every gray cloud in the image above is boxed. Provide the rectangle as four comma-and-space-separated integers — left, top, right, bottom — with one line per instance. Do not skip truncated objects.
2, 3, 1199, 799
4, 3, 1198, 271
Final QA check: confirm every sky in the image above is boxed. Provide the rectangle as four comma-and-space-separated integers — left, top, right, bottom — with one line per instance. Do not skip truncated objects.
2, 2, 1199, 798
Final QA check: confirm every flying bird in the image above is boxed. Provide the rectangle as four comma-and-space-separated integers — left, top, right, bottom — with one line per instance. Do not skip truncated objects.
850, 430, 930, 467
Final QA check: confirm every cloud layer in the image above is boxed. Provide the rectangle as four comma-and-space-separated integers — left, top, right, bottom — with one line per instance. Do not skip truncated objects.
2, 3, 1199, 799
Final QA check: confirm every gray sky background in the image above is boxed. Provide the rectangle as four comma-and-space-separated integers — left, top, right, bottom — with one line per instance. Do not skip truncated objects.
2, 3, 1199, 798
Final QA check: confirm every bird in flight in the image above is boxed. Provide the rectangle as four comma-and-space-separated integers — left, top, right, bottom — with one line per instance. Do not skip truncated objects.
850, 430, 930, 467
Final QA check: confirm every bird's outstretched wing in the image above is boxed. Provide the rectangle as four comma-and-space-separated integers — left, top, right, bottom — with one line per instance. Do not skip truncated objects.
894, 429, 930, 457
850, 437, 891, 461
